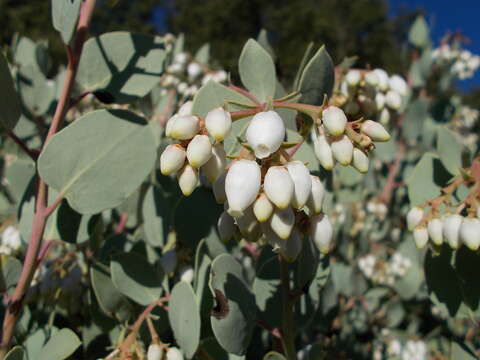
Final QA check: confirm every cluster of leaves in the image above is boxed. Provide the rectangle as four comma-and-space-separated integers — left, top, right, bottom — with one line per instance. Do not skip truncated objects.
0, 3, 479, 360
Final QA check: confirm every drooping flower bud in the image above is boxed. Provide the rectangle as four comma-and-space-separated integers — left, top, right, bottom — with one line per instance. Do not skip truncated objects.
385, 90, 402, 110
165, 115, 177, 137
373, 68, 389, 91
179, 266, 194, 283
310, 214, 333, 254
178, 101, 193, 116
166, 347, 184, 360
169, 115, 200, 140
218, 210, 235, 242
187, 62, 202, 80
269, 207, 295, 240
427, 218, 443, 246
286, 161, 312, 209
443, 214, 463, 249
264, 166, 294, 209
205, 107, 232, 141
389, 75, 408, 96
460, 217, 480, 251
345, 70, 361, 86
379, 108, 390, 125
364, 71, 379, 87
313, 132, 334, 170
202, 143, 226, 182
253, 193, 274, 222
187, 135, 212, 168
225, 160, 261, 217
360, 120, 391, 142
147, 344, 164, 360
413, 226, 429, 249
277, 228, 303, 262
375, 92, 385, 110
352, 148, 369, 173
160, 144, 186, 175
322, 106, 347, 136
407, 207, 424, 231
331, 135, 353, 165
235, 206, 260, 239
177, 164, 198, 196
213, 171, 227, 204
306, 175, 325, 215
246, 111, 285, 159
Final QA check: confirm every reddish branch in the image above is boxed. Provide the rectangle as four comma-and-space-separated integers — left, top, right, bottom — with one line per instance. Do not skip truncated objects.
379, 142, 406, 204
0, 1, 97, 357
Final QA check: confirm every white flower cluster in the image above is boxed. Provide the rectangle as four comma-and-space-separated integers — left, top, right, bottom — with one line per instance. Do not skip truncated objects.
366, 200, 388, 220
335, 68, 409, 125
147, 344, 185, 360
432, 45, 480, 80
407, 206, 480, 251
358, 252, 411, 285
457, 105, 479, 129
401, 340, 428, 360
311, 105, 391, 173
161, 49, 227, 98
0, 225, 22, 255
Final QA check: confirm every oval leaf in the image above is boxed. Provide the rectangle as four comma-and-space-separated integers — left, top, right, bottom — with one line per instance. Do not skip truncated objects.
0, 52, 22, 130
51, 0, 82, 44
38, 328, 81, 360
437, 126, 462, 175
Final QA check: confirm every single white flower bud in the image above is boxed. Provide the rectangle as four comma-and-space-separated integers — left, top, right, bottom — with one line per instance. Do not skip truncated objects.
246, 111, 285, 159
331, 135, 353, 165
310, 214, 333, 254
205, 107, 232, 141
360, 120, 391, 142
177, 164, 198, 196
379, 108, 390, 125
187, 135, 212, 168
213, 70, 228, 82
413, 226, 429, 249
235, 206, 260, 239
313, 131, 334, 170
364, 71, 379, 86
187, 62, 202, 80
212, 174, 227, 206
278, 228, 303, 262
179, 266, 194, 283
174, 52, 188, 64
269, 207, 295, 240
389, 75, 408, 96
373, 68, 389, 91
165, 115, 178, 137
407, 207, 424, 231
345, 70, 361, 86
202, 143, 227, 183
385, 90, 402, 110
178, 101, 193, 116
427, 218, 443, 246
306, 175, 325, 215
218, 210, 235, 242
443, 214, 463, 249
460, 217, 480, 251
225, 160, 261, 217
352, 148, 369, 173
166, 347, 184, 360
177, 82, 189, 94
264, 166, 294, 209
169, 115, 200, 140
322, 106, 347, 136
286, 161, 312, 209
253, 193, 274, 222
160, 144, 186, 175
375, 92, 385, 110
148, 344, 164, 360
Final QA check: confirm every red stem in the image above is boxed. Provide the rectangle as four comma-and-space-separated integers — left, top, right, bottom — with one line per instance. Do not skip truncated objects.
6, 130, 38, 161
228, 84, 261, 106
115, 213, 129, 234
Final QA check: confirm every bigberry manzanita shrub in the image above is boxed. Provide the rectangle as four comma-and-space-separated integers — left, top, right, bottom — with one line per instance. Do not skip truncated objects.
0, 3, 479, 359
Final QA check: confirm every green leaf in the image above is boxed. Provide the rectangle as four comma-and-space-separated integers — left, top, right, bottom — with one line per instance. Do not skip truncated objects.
331, 262, 354, 296
402, 98, 429, 143
0, 255, 22, 295
408, 15, 430, 48
51, 0, 82, 44
142, 186, 169, 247
263, 352, 287, 360
17, 64, 55, 117
406, 153, 451, 206
257, 29, 275, 59
90, 263, 133, 321
199, 337, 245, 360
238, 39, 276, 102
5, 158, 35, 202
450, 342, 477, 360
38, 109, 157, 214
297, 45, 334, 105
4, 346, 25, 360
437, 126, 462, 175
38, 328, 81, 360
56, 200, 98, 244
253, 257, 282, 329
168, 282, 201, 358
194, 43, 210, 64
209, 254, 256, 356
77, 32, 166, 103
0, 52, 22, 131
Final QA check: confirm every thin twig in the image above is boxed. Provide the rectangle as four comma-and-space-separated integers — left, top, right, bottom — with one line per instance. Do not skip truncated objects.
6, 130, 38, 161
228, 84, 261, 106
115, 213, 129, 234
